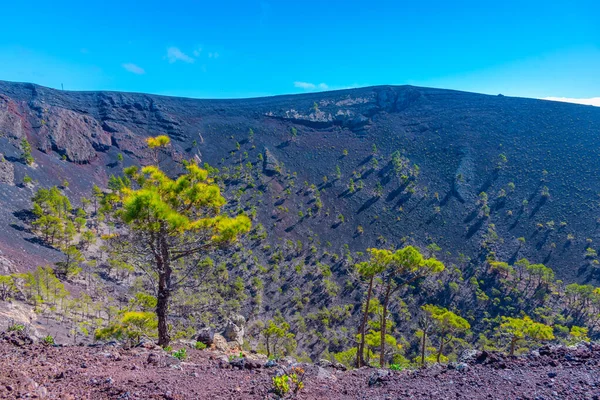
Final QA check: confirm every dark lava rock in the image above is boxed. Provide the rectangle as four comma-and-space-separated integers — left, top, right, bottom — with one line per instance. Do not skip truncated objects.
244, 360, 263, 370
368, 369, 391, 387
0, 330, 34, 347
333, 362, 348, 371
196, 328, 215, 346
539, 346, 552, 356
458, 349, 479, 363
0, 157, 14, 185
147, 353, 160, 366
263, 148, 280, 175
229, 357, 246, 370
37, 106, 111, 163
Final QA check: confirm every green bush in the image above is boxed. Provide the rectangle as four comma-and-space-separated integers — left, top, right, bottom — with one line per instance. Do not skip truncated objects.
8, 323, 25, 332
195, 341, 207, 350
43, 335, 55, 345
272, 367, 305, 397
21, 138, 34, 165
172, 348, 187, 360
229, 352, 244, 362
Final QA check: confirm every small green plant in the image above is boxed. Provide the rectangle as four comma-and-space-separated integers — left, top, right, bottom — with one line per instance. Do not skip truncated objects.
43, 335, 55, 345
272, 374, 290, 397
8, 323, 25, 332
163, 345, 173, 352
21, 138, 34, 165
272, 367, 305, 397
229, 352, 245, 362
389, 363, 403, 371
22, 175, 33, 185
195, 341, 207, 350
172, 348, 187, 360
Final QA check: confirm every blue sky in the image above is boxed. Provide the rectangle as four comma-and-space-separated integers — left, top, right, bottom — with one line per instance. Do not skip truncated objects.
1, 0, 599, 101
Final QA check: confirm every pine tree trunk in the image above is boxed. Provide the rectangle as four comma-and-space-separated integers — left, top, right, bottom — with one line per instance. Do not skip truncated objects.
379, 282, 392, 367
356, 275, 374, 368
421, 330, 427, 366
156, 228, 172, 347
156, 279, 170, 347
266, 335, 270, 358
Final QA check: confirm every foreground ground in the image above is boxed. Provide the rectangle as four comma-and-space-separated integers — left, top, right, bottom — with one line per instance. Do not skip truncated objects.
1, 332, 600, 399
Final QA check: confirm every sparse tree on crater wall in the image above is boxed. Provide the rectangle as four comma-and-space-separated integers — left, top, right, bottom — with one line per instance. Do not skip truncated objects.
107, 136, 251, 346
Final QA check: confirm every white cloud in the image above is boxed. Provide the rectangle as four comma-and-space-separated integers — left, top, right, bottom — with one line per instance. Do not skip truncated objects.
294, 81, 329, 92
193, 47, 202, 57
208, 52, 220, 59
294, 81, 329, 91
122, 63, 145, 75
166, 47, 194, 64
542, 97, 600, 107
294, 81, 315, 90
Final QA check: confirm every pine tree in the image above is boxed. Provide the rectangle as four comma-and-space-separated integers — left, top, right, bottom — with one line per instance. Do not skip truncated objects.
499, 316, 554, 355
108, 136, 251, 346
355, 250, 387, 367
421, 305, 470, 362
21, 138, 34, 165
372, 246, 445, 367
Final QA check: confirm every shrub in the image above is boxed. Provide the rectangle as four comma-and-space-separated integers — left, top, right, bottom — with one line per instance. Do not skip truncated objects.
43, 335, 55, 345
272, 375, 290, 397
195, 341, 207, 350
333, 347, 357, 368
21, 138, 34, 165
228, 352, 244, 362
8, 323, 25, 332
499, 316, 554, 356
172, 348, 187, 360
272, 367, 305, 397
94, 311, 158, 346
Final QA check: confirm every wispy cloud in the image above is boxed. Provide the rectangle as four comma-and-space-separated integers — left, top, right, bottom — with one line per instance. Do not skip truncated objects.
542, 97, 600, 107
122, 63, 145, 75
294, 81, 328, 91
166, 47, 195, 64
208, 52, 220, 59
193, 47, 202, 57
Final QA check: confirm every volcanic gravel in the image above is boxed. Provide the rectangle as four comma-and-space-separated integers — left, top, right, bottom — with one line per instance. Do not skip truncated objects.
1, 334, 600, 399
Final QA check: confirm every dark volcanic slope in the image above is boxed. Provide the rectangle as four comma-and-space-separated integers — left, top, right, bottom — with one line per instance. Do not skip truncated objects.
1, 80, 600, 283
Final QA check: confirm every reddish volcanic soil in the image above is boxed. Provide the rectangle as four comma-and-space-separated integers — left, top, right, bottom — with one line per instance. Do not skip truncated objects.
1, 331, 600, 399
